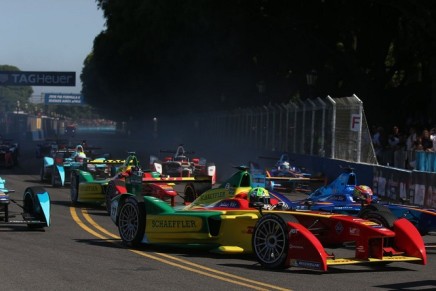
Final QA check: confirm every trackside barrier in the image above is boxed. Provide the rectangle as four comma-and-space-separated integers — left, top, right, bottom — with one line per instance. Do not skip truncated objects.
415, 151, 436, 172
275, 152, 435, 208
373, 167, 436, 208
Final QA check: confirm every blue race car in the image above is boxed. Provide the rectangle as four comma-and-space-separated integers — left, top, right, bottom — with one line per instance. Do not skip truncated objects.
281, 167, 436, 235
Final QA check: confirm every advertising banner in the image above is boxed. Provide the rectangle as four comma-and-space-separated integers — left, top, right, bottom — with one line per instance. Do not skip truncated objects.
43, 93, 82, 105
0, 71, 75, 86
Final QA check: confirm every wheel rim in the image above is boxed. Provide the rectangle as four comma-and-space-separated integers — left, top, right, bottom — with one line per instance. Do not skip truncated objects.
119, 203, 139, 242
253, 218, 286, 264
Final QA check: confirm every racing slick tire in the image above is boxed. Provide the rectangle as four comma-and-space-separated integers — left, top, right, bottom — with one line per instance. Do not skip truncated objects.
359, 203, 390, 214
105, 180, 125, 214
23, 186, 48, 229
184, 184, 197, 203
70, 172, 80, 204
40, 167, 45, 182
118, 197, 145, 247
252, 213, 298, 269
51, 167, 61, 188
358, 210, 397, 229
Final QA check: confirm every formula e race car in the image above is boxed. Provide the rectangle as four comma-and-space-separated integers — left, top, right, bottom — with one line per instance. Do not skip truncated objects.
290, 166, 436, 235
105, 152, 212, 213
109, 166, 427, 271
69, 157, 126, 205
150, 144, 217, 185
40, 148, 83, 187
35, 138, 69, 158
0, 177, 50, 229
0, 138, 19, 168
250, 154, 325, 193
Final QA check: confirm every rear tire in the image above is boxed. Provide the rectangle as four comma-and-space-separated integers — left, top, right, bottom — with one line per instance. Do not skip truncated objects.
359, 210, 397, 229
184, 184, 197, 203
118, 197, 145, 247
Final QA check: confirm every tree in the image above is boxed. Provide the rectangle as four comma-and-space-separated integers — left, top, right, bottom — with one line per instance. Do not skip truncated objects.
0, 65, 33, 113
82, 0, 436, 127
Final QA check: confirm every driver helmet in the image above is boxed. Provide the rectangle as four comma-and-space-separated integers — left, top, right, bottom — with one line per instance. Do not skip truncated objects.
76, 145, 84, 152
75, 145, 86, 161
279, 161, 290, 170
249, 187, 271, 205
353, 185, 373, 203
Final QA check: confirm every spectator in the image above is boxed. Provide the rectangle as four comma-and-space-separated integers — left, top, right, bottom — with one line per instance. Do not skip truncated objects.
421, 129, 433, 151
405, 126, 417, 151
431, 127, 436, 151
372, 126, 388, 164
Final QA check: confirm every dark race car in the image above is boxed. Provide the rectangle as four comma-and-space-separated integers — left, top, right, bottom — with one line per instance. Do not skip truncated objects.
0, 138, 19, 168
150, 144, 217, 185
35, 138, 69, 158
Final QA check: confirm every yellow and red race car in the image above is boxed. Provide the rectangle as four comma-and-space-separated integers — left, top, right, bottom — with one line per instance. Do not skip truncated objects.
109, 166, 427, 271
104, 152, 212, 213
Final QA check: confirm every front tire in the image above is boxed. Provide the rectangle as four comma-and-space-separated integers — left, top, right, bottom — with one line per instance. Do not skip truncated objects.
70, 172, 79, 204
24, 187, 48, 229
252, 214, 297, 269
118, 197, 145, 247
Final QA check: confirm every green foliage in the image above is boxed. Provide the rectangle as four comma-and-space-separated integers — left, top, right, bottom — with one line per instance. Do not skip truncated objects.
84, 0, 436, 126
0, 65, 33, 112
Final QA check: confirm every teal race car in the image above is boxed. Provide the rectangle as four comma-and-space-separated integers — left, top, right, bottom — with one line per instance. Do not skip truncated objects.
70, 158, 126, 204
0, 177, 50, 229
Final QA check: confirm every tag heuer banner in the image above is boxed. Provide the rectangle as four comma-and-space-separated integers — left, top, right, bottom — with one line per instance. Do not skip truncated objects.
0, 71, 76, 86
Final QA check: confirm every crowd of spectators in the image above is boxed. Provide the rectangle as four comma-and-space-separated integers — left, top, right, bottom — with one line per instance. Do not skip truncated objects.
371, 122, 436, 169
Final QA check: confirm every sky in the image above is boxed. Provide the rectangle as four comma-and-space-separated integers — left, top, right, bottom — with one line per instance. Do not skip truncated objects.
0, 0, 106, 99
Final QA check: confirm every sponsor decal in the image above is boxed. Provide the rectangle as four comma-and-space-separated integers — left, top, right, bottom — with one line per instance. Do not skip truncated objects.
296, 260, 322, 270
289, 244, 304, 250
290, 229, 298, 234
215, 200, 239, 208
149, 216, 202, 232
335, 221, 344, 234
81, 185, 100, 192
197, 190, 227, 202
349, 227, 360, 236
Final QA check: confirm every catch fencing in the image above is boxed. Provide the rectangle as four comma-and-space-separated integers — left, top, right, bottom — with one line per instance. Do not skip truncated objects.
181, 94, 377, 164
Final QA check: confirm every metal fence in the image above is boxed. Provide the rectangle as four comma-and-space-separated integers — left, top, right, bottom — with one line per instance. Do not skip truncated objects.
177, 94, 377, 164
